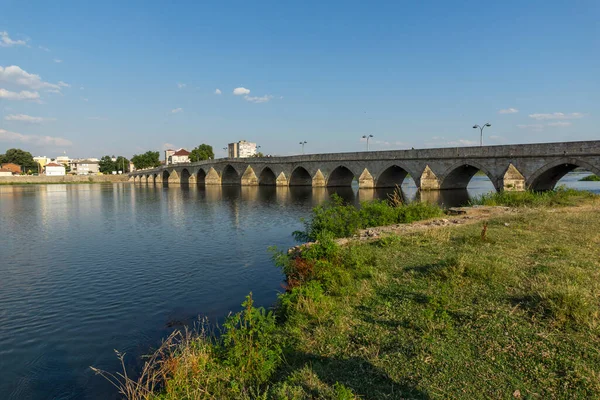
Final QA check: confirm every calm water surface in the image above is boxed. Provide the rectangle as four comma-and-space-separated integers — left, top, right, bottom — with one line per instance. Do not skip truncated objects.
0, 173, 597, 399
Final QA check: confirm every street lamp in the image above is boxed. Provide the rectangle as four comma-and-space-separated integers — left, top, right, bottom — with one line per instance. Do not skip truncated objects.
362, 134, 374, 151
299, 141, 307, 154
473, 123, 491, 147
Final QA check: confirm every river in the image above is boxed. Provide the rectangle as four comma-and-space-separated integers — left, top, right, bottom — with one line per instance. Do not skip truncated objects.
0, 173, 597, 399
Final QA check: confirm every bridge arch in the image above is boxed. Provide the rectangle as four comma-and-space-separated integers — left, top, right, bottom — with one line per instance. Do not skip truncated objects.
289, 166, 312, 186
196, 169, 206, 186
152, 173, 158, 184
376, 164, 417, 188
162, 170, 170, 185
528, 158, 600, 191
327, 165, 357, 187
259, 167, 277, 185
222, 165, 240, 185
440, 161, 498, 191
180, 168, 191, 185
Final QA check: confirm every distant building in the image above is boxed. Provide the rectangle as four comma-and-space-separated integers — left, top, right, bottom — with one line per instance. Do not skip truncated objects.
45, 163, 66, 176
165, 148, 190, 164
228, 140, 257, 158
55, 155, 72, 169
34, 156, 51, 172
1, 163, 22, 175
71, 159, 100, 175
164, 149, 175, 164
0, 168, 12, 176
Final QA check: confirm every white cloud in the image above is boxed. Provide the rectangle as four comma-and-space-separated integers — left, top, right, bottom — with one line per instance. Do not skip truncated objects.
0, 31, 27, 47
214, 88, 222, 95
233, 87, 250, 95
162, 143, 176, 150
54, 59, 63, 63
498, 108, 518, 114
0, 65, 62, 91
81, 97, 88, 102
547, 121, 572, 127
171, 108, 183, 113
517, 124, 544, 131
39, 46, 50, 52
0, 88, 40, 101
529, 112, 584, 120
177, 83, 186, 89
245, 94, 273, 103
4, 114, 55, 124
0, 128, 72, 147
58, 81, 70, 88
88, 116, 106, 121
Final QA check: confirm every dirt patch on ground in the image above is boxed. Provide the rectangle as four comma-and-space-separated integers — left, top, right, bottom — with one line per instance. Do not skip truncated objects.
338, 205, 515, 244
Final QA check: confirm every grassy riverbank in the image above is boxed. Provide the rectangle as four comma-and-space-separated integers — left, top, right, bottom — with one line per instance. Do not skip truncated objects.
580, 174, 600, 182
97, 190, 600, 399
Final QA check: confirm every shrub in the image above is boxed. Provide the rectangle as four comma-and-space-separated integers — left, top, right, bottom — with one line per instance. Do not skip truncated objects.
220, 293, 282, 389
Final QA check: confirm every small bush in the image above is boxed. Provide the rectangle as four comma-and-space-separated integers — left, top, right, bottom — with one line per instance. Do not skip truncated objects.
221, 293, 282, 389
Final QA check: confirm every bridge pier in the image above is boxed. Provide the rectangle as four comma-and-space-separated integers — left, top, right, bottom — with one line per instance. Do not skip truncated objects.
419, 165, 440, 191
358, 169, 375, 188
501, 164, 526, 191
205, 167, 221, 185
276, 172, 288, 186
241, 166, 259, 186
312, 170, 326, 187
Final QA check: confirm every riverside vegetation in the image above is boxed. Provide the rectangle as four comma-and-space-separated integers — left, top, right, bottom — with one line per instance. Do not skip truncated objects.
93, 188, 600, 399
579, 174, 600, 182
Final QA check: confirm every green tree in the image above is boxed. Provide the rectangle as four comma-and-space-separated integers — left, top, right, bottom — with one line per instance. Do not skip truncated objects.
189, 144, 214, 162
251, 152, 265, 158
131, 151, 161, 170
0, 148, 37, 170
115, 156, 130, 173
99, 155, 116, 174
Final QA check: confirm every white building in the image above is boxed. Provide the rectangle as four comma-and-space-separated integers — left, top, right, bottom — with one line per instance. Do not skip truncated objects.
45, 163, 66, 176
0, 168, 12, 176
165, 148, 190, 164
170, 149, 190, 164
71, 159, 100, 175
228, 140, 257, 158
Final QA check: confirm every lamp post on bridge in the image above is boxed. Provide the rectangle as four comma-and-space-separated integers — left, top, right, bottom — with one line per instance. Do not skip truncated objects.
362, 134, 374, 151
299, 141, 307, 155
473, 123, 491, 147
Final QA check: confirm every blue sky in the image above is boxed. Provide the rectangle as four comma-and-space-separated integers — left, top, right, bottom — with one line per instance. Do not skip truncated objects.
0, 0, 598, 158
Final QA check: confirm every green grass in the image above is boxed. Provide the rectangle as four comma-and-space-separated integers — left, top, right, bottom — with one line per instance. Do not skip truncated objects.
95, 195, 600, 399
470, 186, 597, 207
580, 174, 600, 182
294, 194, 443, 242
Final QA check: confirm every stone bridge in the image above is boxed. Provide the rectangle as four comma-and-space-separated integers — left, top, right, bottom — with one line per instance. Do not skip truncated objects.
130, 140, 600, 191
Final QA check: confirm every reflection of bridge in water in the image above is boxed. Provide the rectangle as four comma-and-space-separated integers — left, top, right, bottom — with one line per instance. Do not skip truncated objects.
131, 141, 600, 192
130, 182, 500, 209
